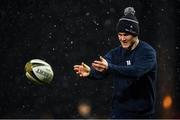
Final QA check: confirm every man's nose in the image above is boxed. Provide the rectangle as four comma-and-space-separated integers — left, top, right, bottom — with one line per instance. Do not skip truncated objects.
121, 36, 126, 41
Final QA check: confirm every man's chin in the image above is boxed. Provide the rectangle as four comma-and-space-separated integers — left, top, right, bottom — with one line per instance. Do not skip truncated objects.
122, 45, 129, 49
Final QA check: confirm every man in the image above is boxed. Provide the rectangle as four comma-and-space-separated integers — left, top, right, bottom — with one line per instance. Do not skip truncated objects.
73, 7, 157, 118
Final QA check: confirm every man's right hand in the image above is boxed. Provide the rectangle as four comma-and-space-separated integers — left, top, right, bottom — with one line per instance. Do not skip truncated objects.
73, 62, 91, 77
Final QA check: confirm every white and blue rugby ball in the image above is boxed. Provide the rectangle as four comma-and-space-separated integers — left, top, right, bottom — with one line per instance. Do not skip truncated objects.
25, 59, 54, 85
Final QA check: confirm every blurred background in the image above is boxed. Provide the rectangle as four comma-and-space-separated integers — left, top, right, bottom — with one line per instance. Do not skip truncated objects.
0, 0, 179, 118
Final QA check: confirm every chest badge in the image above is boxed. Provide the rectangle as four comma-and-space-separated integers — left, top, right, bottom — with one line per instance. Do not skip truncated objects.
126, 60, 131, 66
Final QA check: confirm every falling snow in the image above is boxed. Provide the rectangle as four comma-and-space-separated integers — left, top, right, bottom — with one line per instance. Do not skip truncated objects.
0, 0, 179, 119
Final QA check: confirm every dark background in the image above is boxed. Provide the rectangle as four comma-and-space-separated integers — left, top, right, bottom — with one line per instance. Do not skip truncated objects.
0, 0, 179, 118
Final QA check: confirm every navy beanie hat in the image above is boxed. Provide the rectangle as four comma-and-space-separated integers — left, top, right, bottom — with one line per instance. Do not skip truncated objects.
116, 7, 139, 36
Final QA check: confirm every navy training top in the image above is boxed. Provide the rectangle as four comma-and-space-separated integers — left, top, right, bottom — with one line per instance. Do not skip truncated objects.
89, 41, 157, 118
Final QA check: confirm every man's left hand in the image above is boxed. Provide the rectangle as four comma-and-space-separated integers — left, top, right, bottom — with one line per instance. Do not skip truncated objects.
92, 56, 108, 72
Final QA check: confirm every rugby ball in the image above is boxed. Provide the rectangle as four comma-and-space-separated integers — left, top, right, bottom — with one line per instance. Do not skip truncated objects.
25, 59, 54, 85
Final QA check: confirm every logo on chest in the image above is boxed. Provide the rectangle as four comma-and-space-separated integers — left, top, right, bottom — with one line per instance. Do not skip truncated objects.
126, 60, 131, 66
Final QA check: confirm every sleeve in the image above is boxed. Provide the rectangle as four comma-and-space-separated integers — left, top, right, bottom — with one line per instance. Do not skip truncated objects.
88, 68, 108, 80
107, 47, 157, 78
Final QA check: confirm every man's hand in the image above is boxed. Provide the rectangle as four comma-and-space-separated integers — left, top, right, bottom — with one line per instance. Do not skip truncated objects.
92, 56, 108, 72
73, 62, 91, 77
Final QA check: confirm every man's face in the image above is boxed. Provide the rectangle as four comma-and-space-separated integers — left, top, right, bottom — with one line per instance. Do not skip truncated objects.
118, 32, 136, 49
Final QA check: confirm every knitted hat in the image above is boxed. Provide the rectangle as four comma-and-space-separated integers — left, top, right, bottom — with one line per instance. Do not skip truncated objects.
116, 7, 139, 36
